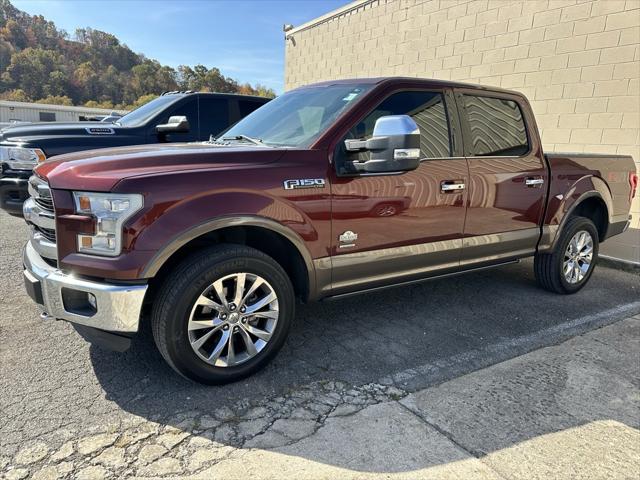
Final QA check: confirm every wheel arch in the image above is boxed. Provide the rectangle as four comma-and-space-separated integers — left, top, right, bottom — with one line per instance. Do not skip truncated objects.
142, 216, 316, 302
545, 190, 611, 251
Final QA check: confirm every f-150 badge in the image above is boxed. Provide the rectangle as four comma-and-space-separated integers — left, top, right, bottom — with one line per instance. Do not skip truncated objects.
283, 179, 325, 190
339, 230, 358, 248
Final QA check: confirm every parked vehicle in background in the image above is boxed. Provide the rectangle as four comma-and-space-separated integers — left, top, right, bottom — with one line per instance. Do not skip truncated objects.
82, 113, 124, 123
21, 77, 636, 384
0, 92, 270, 215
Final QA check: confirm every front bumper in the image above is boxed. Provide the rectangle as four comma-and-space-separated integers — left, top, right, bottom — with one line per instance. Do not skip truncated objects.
23, 240, 147, 333
0, 175, 29, 216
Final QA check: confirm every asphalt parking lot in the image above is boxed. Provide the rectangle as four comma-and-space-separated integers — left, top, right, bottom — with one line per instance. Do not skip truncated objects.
1, 207, 639, 478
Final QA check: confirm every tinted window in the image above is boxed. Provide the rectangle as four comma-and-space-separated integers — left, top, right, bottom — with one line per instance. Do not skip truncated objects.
346, 91, 452, 159
462, 95, 529, 156
238, 100, 265, 118
39, 112, 55, 122
199, 97, 230, 139
150, 95, 198, 142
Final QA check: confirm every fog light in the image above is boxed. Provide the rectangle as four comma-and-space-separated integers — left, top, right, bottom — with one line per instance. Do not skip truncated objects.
61, 288, 97, 316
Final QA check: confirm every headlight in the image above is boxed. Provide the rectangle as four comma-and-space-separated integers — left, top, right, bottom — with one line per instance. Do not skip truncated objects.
73, 192, 143, 257
0, 146, 46, 170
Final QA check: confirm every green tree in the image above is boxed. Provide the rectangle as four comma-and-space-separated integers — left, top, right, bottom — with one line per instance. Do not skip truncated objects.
2, 47, 62, 99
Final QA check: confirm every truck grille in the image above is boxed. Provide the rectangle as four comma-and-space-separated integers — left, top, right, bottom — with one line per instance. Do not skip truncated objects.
25, 176, 58, 260
34, 194, 54, 212
34, 225, 56, 243
28, 176, 55, 215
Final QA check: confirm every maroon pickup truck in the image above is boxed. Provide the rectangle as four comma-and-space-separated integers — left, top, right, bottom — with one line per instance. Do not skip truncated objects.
22, 78, 637, 384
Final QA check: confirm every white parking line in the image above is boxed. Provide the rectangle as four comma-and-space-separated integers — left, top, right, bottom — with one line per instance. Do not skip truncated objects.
379, 301, 640, 387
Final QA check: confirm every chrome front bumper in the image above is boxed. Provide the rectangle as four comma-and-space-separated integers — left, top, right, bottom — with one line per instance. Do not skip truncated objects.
23, 240, 147, 333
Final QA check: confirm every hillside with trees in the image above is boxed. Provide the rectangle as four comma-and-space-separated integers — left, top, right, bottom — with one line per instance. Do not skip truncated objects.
0, 0, 275, 109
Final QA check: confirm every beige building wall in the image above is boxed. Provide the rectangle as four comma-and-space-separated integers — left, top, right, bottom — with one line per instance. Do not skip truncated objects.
285, 0, 640, 262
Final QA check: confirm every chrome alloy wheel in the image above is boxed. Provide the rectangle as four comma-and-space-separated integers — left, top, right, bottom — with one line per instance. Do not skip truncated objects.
563, 230, 594, 284
188, 273, 279, 367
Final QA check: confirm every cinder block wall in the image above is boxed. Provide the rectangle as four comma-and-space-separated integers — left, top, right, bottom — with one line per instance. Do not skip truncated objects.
285, 0, 640, 262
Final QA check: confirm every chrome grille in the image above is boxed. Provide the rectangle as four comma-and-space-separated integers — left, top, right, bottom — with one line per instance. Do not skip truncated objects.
34, 194, 54, 212
28, 177, 55, 214
34, 225, 56, 243
24, 175, 57, 260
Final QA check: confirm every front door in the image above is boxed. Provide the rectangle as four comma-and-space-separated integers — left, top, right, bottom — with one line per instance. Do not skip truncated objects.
329, 89, 469, 295
454, 90, 548, 265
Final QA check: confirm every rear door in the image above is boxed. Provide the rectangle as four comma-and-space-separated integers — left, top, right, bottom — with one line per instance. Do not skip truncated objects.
329, 88, 469, 294
454, 89, 548, 265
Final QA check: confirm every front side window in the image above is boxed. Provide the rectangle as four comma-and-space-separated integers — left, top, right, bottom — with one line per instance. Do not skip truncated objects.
343, 91, 452, 162
218, 84, 371, 148
198, 97, 229, 139
462, 95, 529, 157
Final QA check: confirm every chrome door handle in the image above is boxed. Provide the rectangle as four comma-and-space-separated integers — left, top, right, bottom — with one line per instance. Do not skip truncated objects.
441, 181, 465, 192
525, 177, 544, 187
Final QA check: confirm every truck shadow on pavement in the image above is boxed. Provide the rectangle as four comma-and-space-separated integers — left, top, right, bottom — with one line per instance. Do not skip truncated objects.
87, 260, 640, 473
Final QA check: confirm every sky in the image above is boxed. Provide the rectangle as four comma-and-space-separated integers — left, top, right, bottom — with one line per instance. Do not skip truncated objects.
12, 0, 349, 93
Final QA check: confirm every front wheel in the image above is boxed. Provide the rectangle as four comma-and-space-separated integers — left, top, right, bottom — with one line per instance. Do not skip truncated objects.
151, 245, 295, 384
534, 216, 599, 294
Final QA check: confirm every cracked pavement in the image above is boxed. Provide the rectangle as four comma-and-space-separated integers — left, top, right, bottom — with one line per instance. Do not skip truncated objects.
1, 208, 639, 479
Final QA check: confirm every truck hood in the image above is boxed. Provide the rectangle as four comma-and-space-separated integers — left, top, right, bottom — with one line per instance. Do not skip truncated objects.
0, 122, 121, 145
34, 143, 287, 191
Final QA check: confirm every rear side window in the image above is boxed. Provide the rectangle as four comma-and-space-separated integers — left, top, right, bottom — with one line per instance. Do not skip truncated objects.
347, 91, 452, 159
462, 95, 529, 157
198, 97, 230, 138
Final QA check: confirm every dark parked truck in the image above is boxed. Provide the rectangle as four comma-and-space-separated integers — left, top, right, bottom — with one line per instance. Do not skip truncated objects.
0, 92, 270, 214
22, 78, 637, 384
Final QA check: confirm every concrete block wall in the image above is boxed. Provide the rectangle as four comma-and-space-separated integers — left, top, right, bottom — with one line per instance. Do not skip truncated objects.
285, 0, 640, 262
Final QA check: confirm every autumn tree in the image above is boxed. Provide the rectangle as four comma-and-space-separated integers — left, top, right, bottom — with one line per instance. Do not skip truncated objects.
0, 0, 276, 108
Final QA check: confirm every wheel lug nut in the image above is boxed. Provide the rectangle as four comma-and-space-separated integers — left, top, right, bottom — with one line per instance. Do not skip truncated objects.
241, 318, 246, 323
240, 306, 246, 313
229, 304, 236, 311
223, 325, 229, 330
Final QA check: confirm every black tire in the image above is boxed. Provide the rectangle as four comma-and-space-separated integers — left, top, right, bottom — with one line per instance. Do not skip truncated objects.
534, 216, 599, 294
151, 244, 295, 384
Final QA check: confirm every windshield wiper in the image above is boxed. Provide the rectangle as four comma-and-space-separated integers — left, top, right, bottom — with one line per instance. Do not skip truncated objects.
220, 134, 264, 146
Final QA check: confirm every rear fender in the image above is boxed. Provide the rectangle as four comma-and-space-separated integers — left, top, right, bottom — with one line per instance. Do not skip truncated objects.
539, 175, 613, 252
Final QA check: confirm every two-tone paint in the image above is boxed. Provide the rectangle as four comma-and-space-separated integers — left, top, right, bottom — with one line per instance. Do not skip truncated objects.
33, 77, 636, 303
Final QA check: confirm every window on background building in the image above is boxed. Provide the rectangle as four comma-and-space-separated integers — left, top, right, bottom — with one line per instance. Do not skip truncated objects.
39, 112, 56, 122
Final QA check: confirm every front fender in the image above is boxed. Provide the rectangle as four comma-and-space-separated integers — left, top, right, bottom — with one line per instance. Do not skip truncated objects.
140, 212, 317, 288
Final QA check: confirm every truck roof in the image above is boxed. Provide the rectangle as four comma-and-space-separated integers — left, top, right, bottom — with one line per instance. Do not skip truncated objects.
160, 91, 271, 102
296, 76, 522, 97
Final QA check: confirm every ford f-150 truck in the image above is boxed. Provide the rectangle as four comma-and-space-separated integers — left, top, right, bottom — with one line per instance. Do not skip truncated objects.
0, 92, 270, 215
22, 78, 637, 384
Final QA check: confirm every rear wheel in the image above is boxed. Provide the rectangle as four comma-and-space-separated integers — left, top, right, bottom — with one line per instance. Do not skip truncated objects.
534, 216, 599, 294
151, 245, 294, 384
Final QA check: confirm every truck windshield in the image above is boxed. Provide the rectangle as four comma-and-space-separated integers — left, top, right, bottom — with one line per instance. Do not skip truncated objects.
218, 84, 371, 147
115, 95, 183, 127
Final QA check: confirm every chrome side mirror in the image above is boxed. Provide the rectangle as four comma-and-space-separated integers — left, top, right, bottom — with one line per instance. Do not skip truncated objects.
156, 115, 190, 133
344, 115, 420, 173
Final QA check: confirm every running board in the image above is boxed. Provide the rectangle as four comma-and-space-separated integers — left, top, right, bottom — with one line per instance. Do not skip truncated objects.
323, 259, 521, 301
